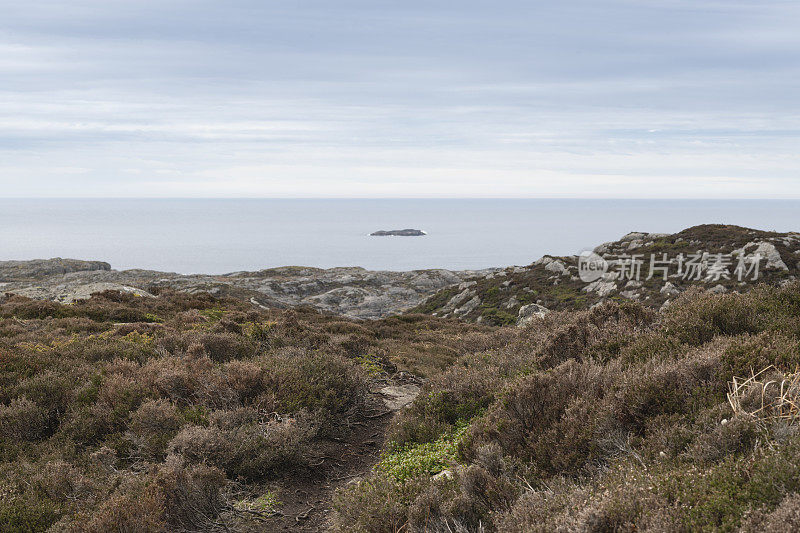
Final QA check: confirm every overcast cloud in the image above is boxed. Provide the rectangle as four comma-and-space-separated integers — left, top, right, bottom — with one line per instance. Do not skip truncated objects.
1, 0, 799, 197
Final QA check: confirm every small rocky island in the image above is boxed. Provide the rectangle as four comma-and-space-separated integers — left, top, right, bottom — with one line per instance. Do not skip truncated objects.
370, 229, 426, 236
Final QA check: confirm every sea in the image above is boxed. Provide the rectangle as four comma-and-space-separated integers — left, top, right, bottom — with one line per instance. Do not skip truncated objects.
1, 199, 799, 274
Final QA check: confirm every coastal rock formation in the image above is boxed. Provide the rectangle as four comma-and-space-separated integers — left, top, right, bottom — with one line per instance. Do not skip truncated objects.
412, 225, 800, 324
370, 229, 426, 236
3, 225, 799, 323
0, 263, 495, 320
0, 258, 110, 281
10, 282, 154, 304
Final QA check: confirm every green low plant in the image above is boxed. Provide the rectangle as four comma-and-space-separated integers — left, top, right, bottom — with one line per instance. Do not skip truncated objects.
378, 423, 468, 483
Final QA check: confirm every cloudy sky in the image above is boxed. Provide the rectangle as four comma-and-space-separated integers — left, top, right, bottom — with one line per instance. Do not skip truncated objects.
1, 0, 798, 197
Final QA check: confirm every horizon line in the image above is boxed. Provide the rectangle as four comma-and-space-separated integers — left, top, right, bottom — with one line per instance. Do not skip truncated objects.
2, 197, 800, 201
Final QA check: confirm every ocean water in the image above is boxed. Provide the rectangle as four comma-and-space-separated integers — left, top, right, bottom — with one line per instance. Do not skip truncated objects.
1, 199, 799, 274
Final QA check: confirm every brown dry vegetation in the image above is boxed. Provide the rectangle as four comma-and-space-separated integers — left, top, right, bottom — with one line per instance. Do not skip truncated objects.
5, 282, 800, 532
333, 282, 800, 533
0, 290, 499, 532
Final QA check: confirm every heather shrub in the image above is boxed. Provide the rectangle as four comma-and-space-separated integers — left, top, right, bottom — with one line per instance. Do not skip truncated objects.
10, 371, 72, 414
495, 442, 800, 533
535, 301, 655, 367
331, 476, 430, 533
213, 359, 265, 407
741, 493, 800, 532
168, 412, 313, 481
262, 350, 367, 420
30, 460, 91, 503
651, 435, 800, 531
661, 288, 762, 344
0, 295, 66, 319
0, 493, 61, 533
617, 330, 684, 365
53, 317, 109, 334
496, 480, 592, 533
686, 414, 760, 465
410, 444, 519, 531
61, 404, 113, 445
142, 354, 213, 406
720, 331, 800, 377
94, 372, 149, 431
0, 397, 48, 441
462, 359, 612, 475
153, 460, 227, 531
389, 366, 499, 447
405, 481, 461, 532
75, 482, 166, 533
168, 425, 235, 473
613, 347, 724, 431
128, 399, 183, 460
661, 283, 800, 345
62, 335, 158, 364
196, 332, 254, 361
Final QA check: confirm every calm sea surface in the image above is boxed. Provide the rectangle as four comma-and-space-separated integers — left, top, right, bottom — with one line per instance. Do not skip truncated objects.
1, 199, 799, 274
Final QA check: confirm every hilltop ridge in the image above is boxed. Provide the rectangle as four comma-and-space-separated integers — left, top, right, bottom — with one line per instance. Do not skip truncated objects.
1, 225, 798, 324
412, 224, 800, 324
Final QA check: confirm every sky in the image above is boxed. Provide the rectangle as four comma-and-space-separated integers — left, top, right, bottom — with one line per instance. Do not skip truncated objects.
1, 0, 799, 198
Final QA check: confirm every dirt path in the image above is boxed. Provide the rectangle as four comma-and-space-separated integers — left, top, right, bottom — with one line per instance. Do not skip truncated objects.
252, 374, 421, 532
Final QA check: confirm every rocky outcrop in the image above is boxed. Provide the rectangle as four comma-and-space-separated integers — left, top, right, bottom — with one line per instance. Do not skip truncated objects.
517, 303, 550, 327
379, 384, 421, 410
413, 224, 800, 324
0, 262, 496, 320
453, 296, 481, 317
0, 258, 110, 281
736, 241, 789, 271
4, 224, 798, 324
370, 229, 426, 236
660, 281, 680, 296
583, 277, 617, 297
10, 282, 154, 304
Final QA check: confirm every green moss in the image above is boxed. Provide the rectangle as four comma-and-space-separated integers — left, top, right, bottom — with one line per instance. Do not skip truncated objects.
480, 308, 517, 326
143, 313, 162, 323
244, 321, 275, 343
235, 491, 280, 514
356, 353, 384, 377
198, 307, 226, 322
179, 405, 210, 427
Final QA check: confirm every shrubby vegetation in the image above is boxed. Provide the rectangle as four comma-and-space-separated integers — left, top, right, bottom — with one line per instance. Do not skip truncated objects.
4, 281, 800, 531
0, 290, 496, 531
333, 282, 800, 532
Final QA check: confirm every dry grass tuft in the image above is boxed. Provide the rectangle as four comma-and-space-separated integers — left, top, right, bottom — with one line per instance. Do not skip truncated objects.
727, 366, 800, 425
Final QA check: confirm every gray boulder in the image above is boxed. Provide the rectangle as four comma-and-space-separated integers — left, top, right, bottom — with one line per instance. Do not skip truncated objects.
517, 303, 550, 327
660, 282, 680, 296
